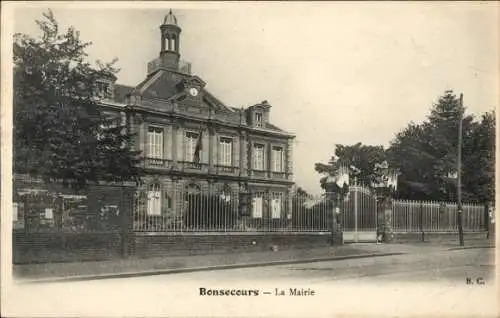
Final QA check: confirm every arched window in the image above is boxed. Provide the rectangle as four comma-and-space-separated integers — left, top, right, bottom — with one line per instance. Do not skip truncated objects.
147, 184, 161, 216
171, 36, 176, 52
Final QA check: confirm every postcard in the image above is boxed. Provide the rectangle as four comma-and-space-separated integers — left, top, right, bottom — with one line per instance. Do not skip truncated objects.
1, 1, 498, 317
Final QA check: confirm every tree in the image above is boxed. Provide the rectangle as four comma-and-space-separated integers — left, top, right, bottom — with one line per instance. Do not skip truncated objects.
386, 122, 438, 199
315, 142, 386, 189
462, 111, 495, 203
387, 90, 491, 202
13, 10, 142, 192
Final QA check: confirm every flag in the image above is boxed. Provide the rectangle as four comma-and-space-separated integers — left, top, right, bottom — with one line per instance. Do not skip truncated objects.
336, 164, 350, 188
193, 129, 203, 163
388, 171, 398, 191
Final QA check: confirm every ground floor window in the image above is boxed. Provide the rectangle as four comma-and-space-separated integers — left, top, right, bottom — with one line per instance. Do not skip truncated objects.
147, 184, 161, 216
252, 196, 263, 218
271, 194, 283, 219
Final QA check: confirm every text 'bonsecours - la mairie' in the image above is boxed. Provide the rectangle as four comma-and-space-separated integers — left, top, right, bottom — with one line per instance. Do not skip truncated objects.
199, 288, 316, 296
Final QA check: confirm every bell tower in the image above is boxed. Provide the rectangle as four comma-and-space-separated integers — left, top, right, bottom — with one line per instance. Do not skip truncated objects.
159, 9, 181, 70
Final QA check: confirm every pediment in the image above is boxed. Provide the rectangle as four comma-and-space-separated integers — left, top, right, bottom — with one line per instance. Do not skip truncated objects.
165, 89, 231, 112
184, 75, 206, 88
131, 69, 234, 115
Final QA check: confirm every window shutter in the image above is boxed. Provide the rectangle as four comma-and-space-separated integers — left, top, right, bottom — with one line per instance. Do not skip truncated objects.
226, 140, 232, 166
158, 129, 164, 159
281, 149, 285, 172
217, 137, 222, 165
147, 185, 162, 216
202, 132, 209, 164
147, 128, 152, 158
252, 197, 263, 218
271, 198, 281, 219
164, 126, 171, 160
177, 128, 183, 161
253, 145, 258, 169
271, 148, 276, 172
251, 145, 255, 169
233, 138, 239, 167
264, 144, 268, 170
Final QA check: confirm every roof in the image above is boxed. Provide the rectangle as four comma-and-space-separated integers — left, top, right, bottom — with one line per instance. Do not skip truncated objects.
265, 122, 284, 132
203, 90, 234, 112
131, 70, 190, 100
117, 69, 293, 136
163, 9, 178, 26
114, 84, 133, 103
129, 69, 235, 113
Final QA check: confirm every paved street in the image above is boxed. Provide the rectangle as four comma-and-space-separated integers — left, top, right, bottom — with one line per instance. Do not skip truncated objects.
118, 246, 491, 284
4, 247, 496, 317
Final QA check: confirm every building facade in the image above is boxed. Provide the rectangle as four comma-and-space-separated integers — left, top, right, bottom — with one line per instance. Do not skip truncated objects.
99, 11, 295, 232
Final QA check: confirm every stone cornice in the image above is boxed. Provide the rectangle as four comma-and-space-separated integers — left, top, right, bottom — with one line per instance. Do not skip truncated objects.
125, 104, 294, 139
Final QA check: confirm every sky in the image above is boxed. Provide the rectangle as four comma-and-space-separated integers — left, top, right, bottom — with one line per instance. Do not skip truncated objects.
10, 2, 499, 195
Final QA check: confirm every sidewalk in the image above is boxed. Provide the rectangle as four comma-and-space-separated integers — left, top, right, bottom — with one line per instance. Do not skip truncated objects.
14, 241, 493, 283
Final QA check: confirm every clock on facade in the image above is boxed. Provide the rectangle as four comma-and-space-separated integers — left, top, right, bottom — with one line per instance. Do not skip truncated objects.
188, 87, 199, 97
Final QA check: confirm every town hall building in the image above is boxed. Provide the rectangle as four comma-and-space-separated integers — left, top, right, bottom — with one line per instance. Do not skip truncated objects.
100, 10, 296, 232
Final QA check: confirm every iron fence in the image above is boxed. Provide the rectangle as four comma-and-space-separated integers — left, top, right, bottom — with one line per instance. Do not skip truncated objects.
12, 180, 136, 264
133, 188, 336, 233
342, 185, 378, 232
13, 184, 134, 234
391, 200, 486, 233
133, 184, 382, 233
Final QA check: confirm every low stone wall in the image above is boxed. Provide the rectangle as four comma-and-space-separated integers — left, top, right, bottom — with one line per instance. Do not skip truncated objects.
13, 231, 123, 264
132, 233, 332, 258
13, 231, 333, 264
391, 231, 488, 243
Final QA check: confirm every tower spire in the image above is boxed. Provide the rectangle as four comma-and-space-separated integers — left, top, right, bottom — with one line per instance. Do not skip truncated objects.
159, 9, 181, 70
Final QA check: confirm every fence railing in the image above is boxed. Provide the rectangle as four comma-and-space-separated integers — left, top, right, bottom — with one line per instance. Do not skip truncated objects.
391, 200, 486, 233
13, 185, 134, 234
133, 189, 336, 233
14, 179, 487, 235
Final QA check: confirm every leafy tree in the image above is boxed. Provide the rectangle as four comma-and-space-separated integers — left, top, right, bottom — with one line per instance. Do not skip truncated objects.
386, 122, 438, 199
462, 111, 495, 203
315, 143, 386, 189
13, 10, 142, 192
387, 90, 492, 202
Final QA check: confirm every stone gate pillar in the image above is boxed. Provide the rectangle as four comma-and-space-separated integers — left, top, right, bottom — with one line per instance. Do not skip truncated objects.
373, 161, 398, 243
324, 180, 344, 246
383, 196, 394, 243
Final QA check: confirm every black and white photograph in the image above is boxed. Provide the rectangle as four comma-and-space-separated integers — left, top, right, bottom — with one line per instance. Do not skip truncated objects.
1, 2, 498, 317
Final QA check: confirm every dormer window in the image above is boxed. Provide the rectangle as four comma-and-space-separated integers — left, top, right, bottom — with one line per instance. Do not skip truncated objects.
255, 112, 263, 128
95, 80, 113, 100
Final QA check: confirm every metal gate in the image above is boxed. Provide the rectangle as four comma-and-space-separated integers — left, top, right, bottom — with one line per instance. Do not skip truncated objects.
342, 185, 378, 243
